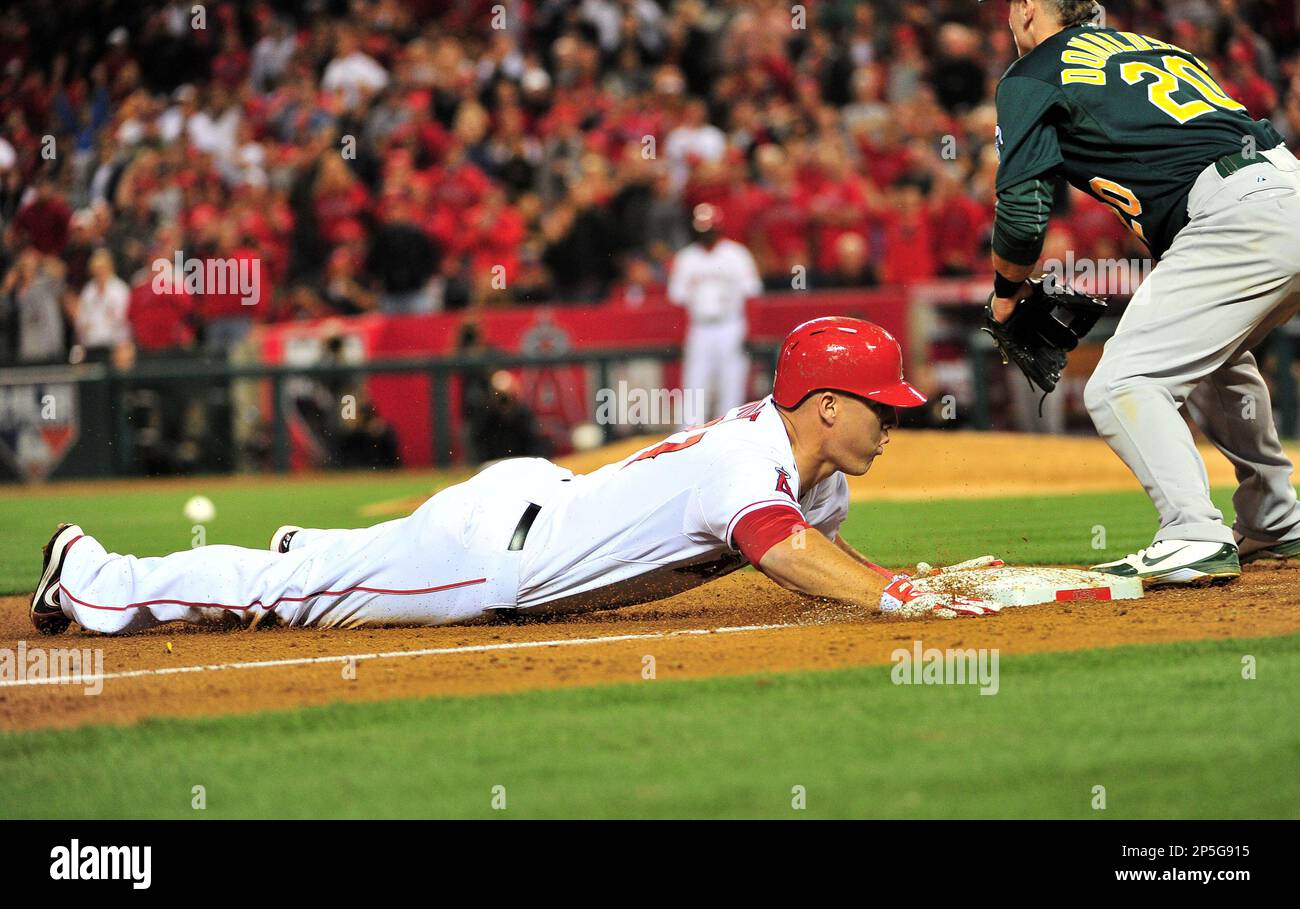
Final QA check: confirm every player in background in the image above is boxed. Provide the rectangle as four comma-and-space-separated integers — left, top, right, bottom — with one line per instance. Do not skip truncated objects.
668, 203, 763, 424
984, 0, 1300, 584
30, 319, 1002, 636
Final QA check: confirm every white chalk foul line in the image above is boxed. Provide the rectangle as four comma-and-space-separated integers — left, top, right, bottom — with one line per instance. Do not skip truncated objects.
0, 623, 794, 688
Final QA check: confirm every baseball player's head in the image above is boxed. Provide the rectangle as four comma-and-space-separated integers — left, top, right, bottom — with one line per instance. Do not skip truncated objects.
982, 0, 1101, 55
691, 203, 721, 247
772, 317, 926, 476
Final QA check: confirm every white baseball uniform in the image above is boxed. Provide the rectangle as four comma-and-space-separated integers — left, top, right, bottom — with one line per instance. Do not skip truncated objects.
668, 238, 763, 424
53, 396, 849, 632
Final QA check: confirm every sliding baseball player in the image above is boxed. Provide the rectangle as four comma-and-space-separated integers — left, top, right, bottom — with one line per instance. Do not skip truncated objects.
30, 318, 1001, 634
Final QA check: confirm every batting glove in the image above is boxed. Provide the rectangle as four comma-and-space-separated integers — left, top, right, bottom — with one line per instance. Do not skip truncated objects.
880, 575, 1003, 619
913, 555, 1005, 577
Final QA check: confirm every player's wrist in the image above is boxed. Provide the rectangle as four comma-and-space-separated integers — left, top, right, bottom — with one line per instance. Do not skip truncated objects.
994, 271, 1026, 299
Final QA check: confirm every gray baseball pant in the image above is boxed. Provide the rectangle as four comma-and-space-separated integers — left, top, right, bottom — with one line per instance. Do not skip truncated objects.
1084, 144, 1300, 546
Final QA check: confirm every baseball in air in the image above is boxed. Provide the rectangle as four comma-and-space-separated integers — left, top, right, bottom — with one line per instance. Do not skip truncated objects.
570, 422, 605, 451
183, 495, 216, 524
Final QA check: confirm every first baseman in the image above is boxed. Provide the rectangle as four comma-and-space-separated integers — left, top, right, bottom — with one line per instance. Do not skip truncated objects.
986, 0, 1300, 584
30, 318, 1001, 635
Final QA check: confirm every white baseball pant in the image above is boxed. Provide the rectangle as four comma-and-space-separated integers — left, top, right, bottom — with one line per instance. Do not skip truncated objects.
55, 459, 569, 632
681, 318, 749, 424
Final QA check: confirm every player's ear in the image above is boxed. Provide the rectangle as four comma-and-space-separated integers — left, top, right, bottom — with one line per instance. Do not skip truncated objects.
817, 391, 838, 424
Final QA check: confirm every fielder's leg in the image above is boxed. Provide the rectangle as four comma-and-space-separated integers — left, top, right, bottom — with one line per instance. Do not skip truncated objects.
1086, 146, 1300, 576
1185, 315, 1300, 553
1084, 290, 1243, 546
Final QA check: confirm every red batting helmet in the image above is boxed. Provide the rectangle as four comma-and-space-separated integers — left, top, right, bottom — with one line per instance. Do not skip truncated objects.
772, 317, 926, 409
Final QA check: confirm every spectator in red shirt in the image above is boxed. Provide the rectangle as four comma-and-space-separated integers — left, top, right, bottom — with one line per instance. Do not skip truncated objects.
820, 233, 877, 288
194, 222, 263, 351
10, 174, 71, 257
748, 145, 811, 282
807, 145, 873, 276
929, 166, 990, 276
432, 144, 492, 213
606, 255, 667, 308
856, 123, 918, 191
130, 261, 196, 352
463, 187, 525, 287
1224, 58, 1278, 121
313, 155, 371, 246
880, 176, 936, 285
233, 181, 293, 288
211, 29, 251, 91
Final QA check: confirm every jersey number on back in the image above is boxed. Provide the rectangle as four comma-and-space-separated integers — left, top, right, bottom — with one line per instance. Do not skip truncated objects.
1089, 176, 1147, 241
1120, 55, 1246, 124
624, 400, 766, 467
1088, 54, 1244, 241
627, 433, 706, 464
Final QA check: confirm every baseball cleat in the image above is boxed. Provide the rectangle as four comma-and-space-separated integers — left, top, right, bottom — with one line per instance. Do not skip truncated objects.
31, 523, 83, 635
269, 525, 302, 553
1237, 535, 1300, 564
1091, 539, 1240, 585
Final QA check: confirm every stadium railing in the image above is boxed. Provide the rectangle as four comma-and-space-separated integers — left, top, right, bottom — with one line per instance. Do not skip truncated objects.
0, 344, 783, 480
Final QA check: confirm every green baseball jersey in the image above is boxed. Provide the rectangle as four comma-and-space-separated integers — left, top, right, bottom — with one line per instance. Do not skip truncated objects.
994, 24, 1284, 259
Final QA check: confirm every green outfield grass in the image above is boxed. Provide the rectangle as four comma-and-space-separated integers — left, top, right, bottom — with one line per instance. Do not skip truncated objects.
0, 471, 458, 594
2, 634, 1296, 819
0, 468, 1263, 594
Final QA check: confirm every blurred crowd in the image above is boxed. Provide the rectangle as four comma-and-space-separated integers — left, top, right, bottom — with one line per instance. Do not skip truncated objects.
2, 0, 1299, 365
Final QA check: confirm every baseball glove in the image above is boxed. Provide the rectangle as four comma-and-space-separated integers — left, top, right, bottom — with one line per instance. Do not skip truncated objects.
982, 276, 1107, 394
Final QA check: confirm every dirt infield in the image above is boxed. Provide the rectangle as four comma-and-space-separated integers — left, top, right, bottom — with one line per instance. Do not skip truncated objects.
3, 562, 1299, 732
4, 430, 1300, 733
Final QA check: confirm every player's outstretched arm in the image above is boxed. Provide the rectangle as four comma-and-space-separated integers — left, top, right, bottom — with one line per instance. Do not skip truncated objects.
756, 529, 1004, 619
756, 528, 890, 610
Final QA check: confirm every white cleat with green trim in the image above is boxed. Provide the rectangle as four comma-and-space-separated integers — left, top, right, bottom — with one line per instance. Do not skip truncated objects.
1236, 535, 1300, 564
1091, 539, 1241, 586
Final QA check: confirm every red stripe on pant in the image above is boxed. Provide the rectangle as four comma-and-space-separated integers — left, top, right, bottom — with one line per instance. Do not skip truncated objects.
58, 577, 489, 613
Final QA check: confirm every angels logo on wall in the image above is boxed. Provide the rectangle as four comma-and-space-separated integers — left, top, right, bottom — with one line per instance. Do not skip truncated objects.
519, 310, 571, 357
0, 382, 79, 481
518, 311, 588, 451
